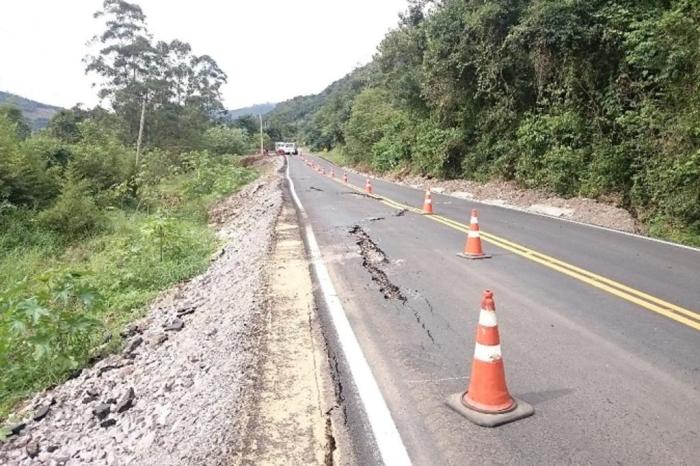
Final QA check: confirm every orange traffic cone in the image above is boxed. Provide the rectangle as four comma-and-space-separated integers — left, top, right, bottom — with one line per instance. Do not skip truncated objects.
422, 187, 434, 215
343, 173, 348, 183
331, 169, 335, 178
365, 178, 373, 194
458, 209, 491, 259
321, 168, 326, 176
446, 290, 534, 427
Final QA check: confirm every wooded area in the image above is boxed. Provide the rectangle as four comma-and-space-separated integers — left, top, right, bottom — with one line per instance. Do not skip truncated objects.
0, 0, 260, 420
268, 0, 700, 245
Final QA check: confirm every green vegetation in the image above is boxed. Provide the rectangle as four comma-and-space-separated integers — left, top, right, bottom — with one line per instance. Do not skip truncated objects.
268, 0, 700, 245
0, 0, 262, 421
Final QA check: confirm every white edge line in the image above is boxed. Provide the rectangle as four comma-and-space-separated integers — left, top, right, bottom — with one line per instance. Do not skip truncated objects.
312, 154, 700, 253
285, 156, 412, 466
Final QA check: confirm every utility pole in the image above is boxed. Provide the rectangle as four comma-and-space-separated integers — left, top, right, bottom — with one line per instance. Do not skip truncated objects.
259, 114, 264, 154
135, 96, 147, 166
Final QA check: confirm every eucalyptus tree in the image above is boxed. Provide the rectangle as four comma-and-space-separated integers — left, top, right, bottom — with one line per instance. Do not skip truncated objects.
85, 0, 228, 156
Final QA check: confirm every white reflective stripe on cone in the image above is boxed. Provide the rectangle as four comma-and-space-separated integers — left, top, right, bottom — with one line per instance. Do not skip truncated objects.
470, 216, 479, 224
468, 231, 481, 238
473, 343, 502, 362
478, 309, 498, 327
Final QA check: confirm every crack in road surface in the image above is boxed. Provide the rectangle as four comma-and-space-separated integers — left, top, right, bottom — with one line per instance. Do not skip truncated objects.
348, 226, 437, 344
341, 191, 375, 199
349, 225, 407, 302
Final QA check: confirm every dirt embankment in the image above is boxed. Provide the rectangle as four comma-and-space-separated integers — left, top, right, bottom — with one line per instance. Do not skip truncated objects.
0, 156, 338, 466
327, 157, 641, 234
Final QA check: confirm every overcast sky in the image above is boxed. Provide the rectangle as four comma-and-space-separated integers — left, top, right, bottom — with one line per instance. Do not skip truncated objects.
0, 0, 408, 109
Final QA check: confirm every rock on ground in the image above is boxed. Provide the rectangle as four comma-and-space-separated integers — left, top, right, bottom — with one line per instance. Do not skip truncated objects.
0, 156, 335, 466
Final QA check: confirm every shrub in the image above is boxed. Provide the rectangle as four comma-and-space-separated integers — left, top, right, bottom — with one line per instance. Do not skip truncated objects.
515, 110, 592, 196
0, 116, 59, 208
204, 126, 251, 155
0, 271, 103, 413
180, 151, 256, 199
371, 113, 414, 173
67, 120, 134, 196
37, 177, 107, 239
412, 121, 462, 178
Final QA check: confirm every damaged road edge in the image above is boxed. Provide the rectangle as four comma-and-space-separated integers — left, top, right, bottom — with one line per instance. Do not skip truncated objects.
284, 156, 412, 466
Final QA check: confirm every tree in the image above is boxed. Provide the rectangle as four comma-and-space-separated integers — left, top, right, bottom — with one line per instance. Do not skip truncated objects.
85, 0, 228, 158
204, 126, 250, 155
0, 106, 31, 140
46, 106, 94, 143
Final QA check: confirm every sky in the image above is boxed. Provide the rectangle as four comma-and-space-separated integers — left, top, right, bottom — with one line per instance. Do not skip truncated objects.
0, 0, 408, 110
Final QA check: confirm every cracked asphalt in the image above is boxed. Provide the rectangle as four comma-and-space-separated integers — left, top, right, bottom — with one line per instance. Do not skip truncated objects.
288, 154, 700, 465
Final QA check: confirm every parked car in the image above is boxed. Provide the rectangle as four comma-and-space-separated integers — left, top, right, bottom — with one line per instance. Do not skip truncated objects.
274, 142, 298, 155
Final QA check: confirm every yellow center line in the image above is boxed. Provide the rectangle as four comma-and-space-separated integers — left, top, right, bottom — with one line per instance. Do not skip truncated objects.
300, 158, 700, 331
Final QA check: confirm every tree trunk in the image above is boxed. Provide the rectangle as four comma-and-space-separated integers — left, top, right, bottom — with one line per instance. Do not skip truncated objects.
135, 97, 147, 166
259, 114, 264, 154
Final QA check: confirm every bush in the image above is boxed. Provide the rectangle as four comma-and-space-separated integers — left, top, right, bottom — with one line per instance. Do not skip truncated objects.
68, 120, 134, 196
344, 88, 399, 166
371, 113, 414, 173
0, 116, 59, 208
515, 110, 591, 196
0, 271, 103, 416
180, 151, 256, 199
37, 177, 107, 239
412, 120, 462, 178
204, 126, 251, 155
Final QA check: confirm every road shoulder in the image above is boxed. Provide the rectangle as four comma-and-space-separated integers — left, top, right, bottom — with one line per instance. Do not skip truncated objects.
233, 196, 347, 465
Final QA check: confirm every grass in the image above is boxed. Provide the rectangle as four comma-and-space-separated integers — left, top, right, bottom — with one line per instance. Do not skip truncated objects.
317, 147, 348, 167
0, 158, 257, 423
647, 219, 700, 248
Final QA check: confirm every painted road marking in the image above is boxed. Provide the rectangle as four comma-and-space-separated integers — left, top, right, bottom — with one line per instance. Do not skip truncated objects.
300, 157, 700, 332
286, 157, 412, 466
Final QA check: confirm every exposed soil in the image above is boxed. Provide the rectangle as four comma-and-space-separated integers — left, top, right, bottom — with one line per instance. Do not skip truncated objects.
336, 161, 642, 234
233, 202, 339, 465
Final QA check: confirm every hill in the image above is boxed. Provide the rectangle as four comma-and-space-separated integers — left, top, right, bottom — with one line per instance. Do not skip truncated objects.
0, 91, 62, 130
226, 102, 276, 120
265, 1, 700, 245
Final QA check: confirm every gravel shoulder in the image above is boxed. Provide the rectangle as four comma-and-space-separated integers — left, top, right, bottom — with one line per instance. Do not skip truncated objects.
0, 156, 340, 466
232, 200, 339, 466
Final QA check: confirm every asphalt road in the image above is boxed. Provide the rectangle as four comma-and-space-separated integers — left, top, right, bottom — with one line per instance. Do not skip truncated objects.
286, 153, 700, 465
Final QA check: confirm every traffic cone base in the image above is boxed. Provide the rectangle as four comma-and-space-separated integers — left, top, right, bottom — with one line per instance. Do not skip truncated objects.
445, 392, 534, 428
457, 252, 492, 260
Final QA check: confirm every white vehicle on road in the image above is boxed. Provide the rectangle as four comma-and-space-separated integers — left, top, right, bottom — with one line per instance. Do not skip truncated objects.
275, 142, 298, 155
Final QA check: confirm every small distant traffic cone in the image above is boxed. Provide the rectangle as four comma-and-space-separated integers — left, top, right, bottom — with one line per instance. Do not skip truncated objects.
321, 168, 326, 176
457, 209, 491, 259
446, 290, 534, 427
365, 178, 373, 194
343, 173, 348, 183
331, 169, 335, 178
422, 187, 434, 215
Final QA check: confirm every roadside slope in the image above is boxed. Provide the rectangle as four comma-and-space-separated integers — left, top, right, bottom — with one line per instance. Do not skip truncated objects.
1, 158, 287, 465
